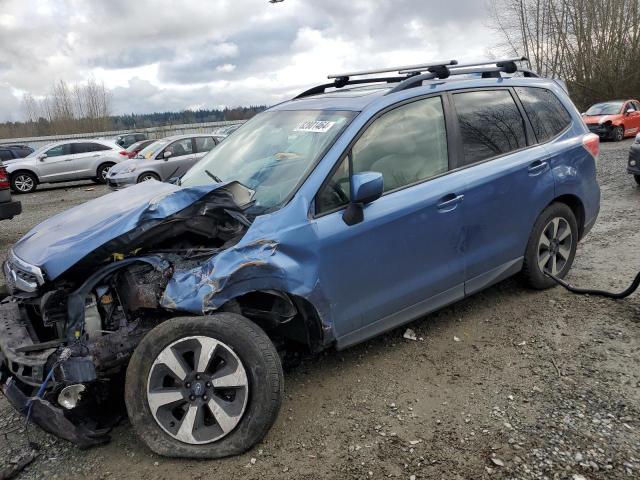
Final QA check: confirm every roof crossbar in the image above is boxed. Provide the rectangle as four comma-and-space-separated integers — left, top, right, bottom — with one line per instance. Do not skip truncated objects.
327, 60, 458, 79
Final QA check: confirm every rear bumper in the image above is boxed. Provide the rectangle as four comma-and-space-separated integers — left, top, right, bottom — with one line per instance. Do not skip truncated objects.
0, 199, 21, 220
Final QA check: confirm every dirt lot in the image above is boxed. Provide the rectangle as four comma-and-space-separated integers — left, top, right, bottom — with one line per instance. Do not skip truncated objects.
1, 141, 639, 480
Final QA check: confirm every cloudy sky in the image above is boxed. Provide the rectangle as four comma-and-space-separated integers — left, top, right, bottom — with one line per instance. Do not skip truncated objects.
0, 0, 494, 122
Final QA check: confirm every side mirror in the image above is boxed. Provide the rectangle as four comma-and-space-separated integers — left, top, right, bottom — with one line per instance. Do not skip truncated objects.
626, 108, 634, 115
342, 171, 384, 226
163, 151, 173, 159
38, 154, 47, 161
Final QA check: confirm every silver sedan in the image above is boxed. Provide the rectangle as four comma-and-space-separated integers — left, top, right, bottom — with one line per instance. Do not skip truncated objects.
106, 134, 221, 189
5, 139, 126, 194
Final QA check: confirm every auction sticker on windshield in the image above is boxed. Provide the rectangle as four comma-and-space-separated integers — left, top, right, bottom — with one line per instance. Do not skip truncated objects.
294, 120, 336, 133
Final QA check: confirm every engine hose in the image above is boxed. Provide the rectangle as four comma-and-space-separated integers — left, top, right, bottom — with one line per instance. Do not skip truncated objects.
544, 270, 640, 299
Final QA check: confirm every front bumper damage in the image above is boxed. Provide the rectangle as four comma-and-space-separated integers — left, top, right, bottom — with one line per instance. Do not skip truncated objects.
2, 377, 111, 449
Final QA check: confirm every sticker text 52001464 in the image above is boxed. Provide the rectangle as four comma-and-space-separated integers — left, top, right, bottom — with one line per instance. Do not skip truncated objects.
294, 121, 336, 133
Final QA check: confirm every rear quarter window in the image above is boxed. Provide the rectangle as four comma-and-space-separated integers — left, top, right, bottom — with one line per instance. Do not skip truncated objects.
515, 87, 572, 143
0, 150, 13, 161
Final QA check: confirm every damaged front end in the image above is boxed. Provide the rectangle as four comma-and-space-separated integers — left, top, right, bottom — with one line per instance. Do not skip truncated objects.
0, 181, 257, 447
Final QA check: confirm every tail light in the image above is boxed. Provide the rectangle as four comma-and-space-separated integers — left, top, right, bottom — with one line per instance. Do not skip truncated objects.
0, 166, 9, 189
127, 151, 137, 158
583, 133, 600, 160
119, 150, 128, 156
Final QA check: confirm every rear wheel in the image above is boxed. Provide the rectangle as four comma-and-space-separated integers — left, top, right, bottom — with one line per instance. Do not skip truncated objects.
96, 163, 115, 184
612, 126, 624, 142
10, 171, 37, 194
522, 203, 578, 289
137, 172, 160, 183
125, 314, 283, 458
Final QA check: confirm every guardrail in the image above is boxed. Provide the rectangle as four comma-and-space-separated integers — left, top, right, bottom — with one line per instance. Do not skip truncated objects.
0, 120, 246, 148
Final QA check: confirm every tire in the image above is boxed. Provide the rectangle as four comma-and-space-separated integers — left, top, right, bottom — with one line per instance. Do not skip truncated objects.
95, 163, 115, 184
10, 171, 37, 194
634, 175, 640, 186
612, 126, 624, 142
125, 313, 284, 459
522, 202, 578, 290
137, 172, 160, 183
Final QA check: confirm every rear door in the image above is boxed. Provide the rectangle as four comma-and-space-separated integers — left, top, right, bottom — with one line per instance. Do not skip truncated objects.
194, 136, 216, 162
69, 142, 112, 178
449, 88, 556, 294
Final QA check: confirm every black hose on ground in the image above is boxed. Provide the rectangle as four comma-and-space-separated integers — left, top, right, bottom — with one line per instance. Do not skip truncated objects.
544, 270, 640, 299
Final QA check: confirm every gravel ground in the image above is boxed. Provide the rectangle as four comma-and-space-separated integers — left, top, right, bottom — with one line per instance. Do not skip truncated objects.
1, 140, 639, 480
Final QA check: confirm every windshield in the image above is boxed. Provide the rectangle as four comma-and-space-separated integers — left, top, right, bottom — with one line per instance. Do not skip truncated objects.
586, 102, 624, 116
180, 110, 356, 213
135, 139, 170, 159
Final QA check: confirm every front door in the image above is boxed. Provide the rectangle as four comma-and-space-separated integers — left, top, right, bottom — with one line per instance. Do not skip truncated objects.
38, 143, 74, 182
312, 96, 466, 348
157, 138, 196, 179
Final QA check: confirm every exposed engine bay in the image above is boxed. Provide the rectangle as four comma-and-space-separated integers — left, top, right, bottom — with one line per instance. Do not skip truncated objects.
0, 182, 314, 447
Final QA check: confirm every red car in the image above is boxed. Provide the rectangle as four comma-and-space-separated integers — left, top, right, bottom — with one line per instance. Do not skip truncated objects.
582, 99, 640, 141
0, 162, 21, 220
124, 139, 154, 158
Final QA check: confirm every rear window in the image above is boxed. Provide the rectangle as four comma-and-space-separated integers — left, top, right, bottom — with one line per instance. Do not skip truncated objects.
515, 87, 572, 143
452, 89, 527, 166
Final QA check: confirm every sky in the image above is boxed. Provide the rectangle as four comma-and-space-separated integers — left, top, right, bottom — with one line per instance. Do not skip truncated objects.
0, 0, 494, 122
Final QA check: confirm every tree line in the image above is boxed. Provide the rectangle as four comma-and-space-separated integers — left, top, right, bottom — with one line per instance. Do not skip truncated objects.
489, 0, 640, 110
0, 78, 266, 140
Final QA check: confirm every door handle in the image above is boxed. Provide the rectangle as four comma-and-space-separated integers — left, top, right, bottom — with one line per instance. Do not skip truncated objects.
436, 193, 464, 211
528, 160, 548, 175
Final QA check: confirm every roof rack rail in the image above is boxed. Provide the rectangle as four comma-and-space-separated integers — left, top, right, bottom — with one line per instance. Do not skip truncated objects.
295, 56, 534, 99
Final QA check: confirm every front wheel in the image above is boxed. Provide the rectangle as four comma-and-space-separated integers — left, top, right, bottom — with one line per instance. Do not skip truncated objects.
10, 172, 38, 194
612, 126, 624, 142
522, 203, 578, 289
137, 172, 160, 183
125, 314, 284, 458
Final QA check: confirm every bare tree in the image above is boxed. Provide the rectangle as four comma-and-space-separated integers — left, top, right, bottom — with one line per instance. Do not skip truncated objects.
489, 0, 640, 109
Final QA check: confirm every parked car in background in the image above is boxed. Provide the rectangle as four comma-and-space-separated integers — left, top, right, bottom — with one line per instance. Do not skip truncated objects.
5, 139, 126, 193
0, 162, 21, 220
114, 133, 148, 149
0, 58, 600, 458
626, 133, 640, 184
125, 139, 155, 158
106, 134, 221, 188
0, 144, 34, 161
582, 99, 640, 141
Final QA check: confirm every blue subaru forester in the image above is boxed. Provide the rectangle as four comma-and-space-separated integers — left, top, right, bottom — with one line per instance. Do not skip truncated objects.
0, 58, 600, 457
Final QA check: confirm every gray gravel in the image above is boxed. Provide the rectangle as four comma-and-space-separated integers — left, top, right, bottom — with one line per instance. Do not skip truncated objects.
0, 140, 639, 479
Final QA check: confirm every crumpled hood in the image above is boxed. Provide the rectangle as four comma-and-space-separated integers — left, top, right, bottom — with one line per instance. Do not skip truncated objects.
12, 180, 222, 280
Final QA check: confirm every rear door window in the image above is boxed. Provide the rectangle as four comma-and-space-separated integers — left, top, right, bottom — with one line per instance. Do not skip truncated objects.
515, 87, 572, 143
452, 90, 527, 166
0, 150, 13, 161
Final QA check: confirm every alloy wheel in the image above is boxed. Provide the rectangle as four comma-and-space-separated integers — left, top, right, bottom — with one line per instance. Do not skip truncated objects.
101, 166, 111, 180
537, 217, 573, 276
140, 174, 157, 182
147, 335, 249, 445
13, 174, 34, 192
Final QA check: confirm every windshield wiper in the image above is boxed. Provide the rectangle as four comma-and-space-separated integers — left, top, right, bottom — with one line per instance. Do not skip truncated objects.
205, 170, 223, 183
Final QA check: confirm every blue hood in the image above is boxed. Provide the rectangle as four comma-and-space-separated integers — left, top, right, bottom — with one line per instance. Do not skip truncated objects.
13, 180, 222, 280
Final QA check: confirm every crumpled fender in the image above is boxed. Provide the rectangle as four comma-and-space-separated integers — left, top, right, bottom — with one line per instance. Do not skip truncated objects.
161, 209, 334, 342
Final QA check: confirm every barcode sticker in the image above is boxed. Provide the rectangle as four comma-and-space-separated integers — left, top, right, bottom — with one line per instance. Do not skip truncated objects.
294, 121, 336, 133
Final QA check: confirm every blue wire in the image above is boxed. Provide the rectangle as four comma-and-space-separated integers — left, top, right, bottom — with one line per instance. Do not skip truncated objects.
25, 362, 58, 424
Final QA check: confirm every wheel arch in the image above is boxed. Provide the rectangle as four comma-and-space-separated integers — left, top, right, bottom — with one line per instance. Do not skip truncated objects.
219, 289, 325, 353
137, 171, 160, 182
548, 194, 585, 239
9, 168, 39, 182
96, 161, 115, 175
